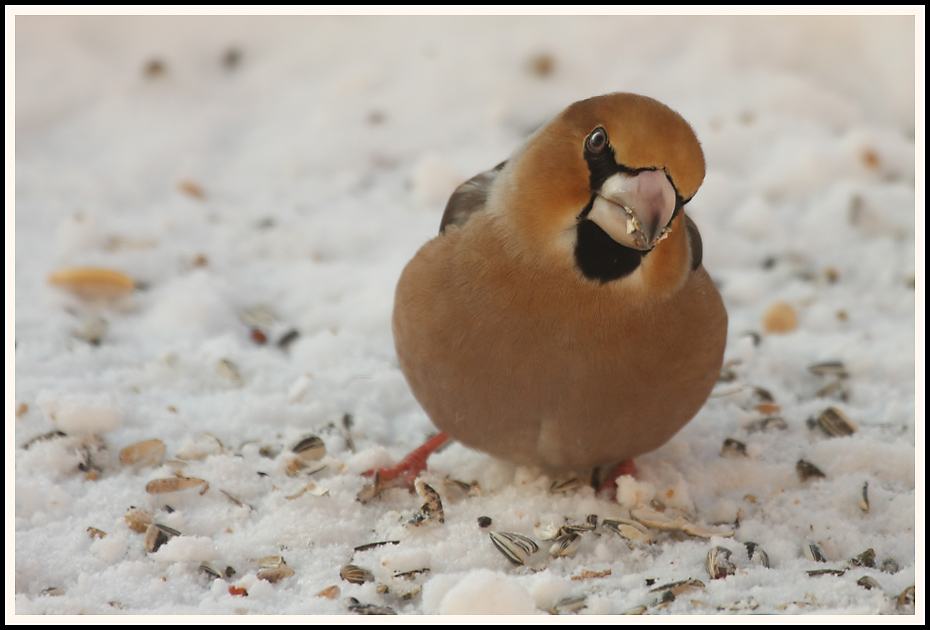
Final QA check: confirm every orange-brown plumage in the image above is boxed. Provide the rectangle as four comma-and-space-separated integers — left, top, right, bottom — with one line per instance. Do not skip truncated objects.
389, 92, 727, 475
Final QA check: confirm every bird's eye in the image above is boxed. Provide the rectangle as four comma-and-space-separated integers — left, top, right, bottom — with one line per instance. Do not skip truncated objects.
585, 127, 608, 154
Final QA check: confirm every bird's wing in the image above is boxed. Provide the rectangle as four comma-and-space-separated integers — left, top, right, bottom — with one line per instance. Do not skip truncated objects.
438, 161, 507, 234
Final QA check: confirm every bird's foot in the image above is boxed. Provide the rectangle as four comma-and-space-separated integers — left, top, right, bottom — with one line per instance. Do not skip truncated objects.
595, 458, 637, 497
362, 432, 450, 491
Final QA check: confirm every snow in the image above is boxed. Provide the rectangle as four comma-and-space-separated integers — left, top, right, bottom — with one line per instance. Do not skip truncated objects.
11, 11, 922, 619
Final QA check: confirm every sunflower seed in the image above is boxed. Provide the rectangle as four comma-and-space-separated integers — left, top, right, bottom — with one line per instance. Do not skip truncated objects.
744, 542, 770, 568
814, 380, 848, 400
706, 546, 736, 579
560, 514, 598, 535
815, 407, 857, 437
856, 576, 882, 591
602, 518, 656, 545
807, 361, 849, 378
47, 267, 135, 299
340, 564, 374, 584
796, 459, 826, 481
489, 531, 539, 565
477, 516, 492, 528
119, 439, 166, 468
144, 523, 181, 553
649, 578, 705, 596
858, 482, 870, 513
549, 533, 582, 558
807, 568, 846, 577
802, 539, 828, 563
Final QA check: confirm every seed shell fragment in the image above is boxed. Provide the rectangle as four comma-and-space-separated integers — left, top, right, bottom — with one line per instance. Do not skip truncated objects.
802, 539, 828, 563
144, 523, 181, 553
551, 595, 587, 614
796, 460, 826, 482
291, 435, 326, 461
856, 576, 882, 591
257, 568, 296, 583
489, 531, 539, 566
858, 482, 870, 513
706, 546, 736, 579
745, 542, 770, 568
119, 439, 166, 468
345, 597, 396, 615
48, 267, 135, 299
721, 438, 748, 457
145, 477, 207, 494
807, 361, 849, 378
630, 506, 733, 538
849, 548, 876, 568
549, 533, 582, 558
602, 518, 656, 545
896, 585, 915, 610
408, 479, 444, 526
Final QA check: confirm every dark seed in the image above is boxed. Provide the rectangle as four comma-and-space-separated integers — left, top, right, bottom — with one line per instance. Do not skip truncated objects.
478, 516, 492, 528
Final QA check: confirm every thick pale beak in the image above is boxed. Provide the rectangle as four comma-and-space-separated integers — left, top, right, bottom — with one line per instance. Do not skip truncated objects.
586, 169, 677, 250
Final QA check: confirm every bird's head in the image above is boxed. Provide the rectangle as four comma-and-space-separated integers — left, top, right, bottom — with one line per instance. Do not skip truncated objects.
488, 93, 705, 284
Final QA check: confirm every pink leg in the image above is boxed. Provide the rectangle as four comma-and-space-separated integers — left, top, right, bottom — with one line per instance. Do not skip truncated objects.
363, 433, 450, 489
598, 458, 637, 495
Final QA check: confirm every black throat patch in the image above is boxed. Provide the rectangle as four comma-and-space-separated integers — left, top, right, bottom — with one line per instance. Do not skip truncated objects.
574, 207, 648, 283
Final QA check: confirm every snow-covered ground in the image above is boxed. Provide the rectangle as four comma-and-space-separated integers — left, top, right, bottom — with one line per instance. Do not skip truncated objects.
12, 13, 920, 617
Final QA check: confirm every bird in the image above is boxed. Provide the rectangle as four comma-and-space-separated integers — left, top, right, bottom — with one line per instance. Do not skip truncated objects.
366, 92, 727, 491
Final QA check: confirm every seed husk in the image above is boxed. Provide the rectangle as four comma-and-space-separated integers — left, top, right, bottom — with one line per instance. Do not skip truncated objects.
620, 605, 647, 615
200, 562, 224, 580
745, 416, 787, 433
40, 587, 65, 597
125, 507, 154, 533
291, 435, 326, 461
340, 564, 374, 584
87, 527, 107, 539
880, 558, 900, 574
549, 532, 582, 558
802, 539, 828, 563
144, 523, 181, 553
315, 585, 340, 599
216, 359, 244, 387
858, 482, 870, 513
630, 506, 734, 539
796, 459, 826, 482
408, 479, 444, 526
706, 546, 736, 579
477, 516, 492, 528
352, 540, 400, 553
345, 597, 396, 615
257, 567, 295, 583
602, 518, 656, 545
807, 361, 849, 378
745, 542, 770, 568
721, 438, 748, 457
857, 576, 882, 591
560, 514, 598, 535
549, 476, 584, 494
72, 316, 109, 345
145, 477, 207, 494
807, 568, 846, 577
120, 439, 166, 468
896, 585, 915, 609
849, 548, 876, 568
814, 380, 848, 400
489, 531, 539, 566
254, 555, 286, 569
815, 407, 857, 437
48, 267, 135, 299
551, 595, 587, 614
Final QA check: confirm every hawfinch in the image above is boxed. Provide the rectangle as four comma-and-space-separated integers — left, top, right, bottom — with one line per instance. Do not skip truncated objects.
371, 92, 727, 488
